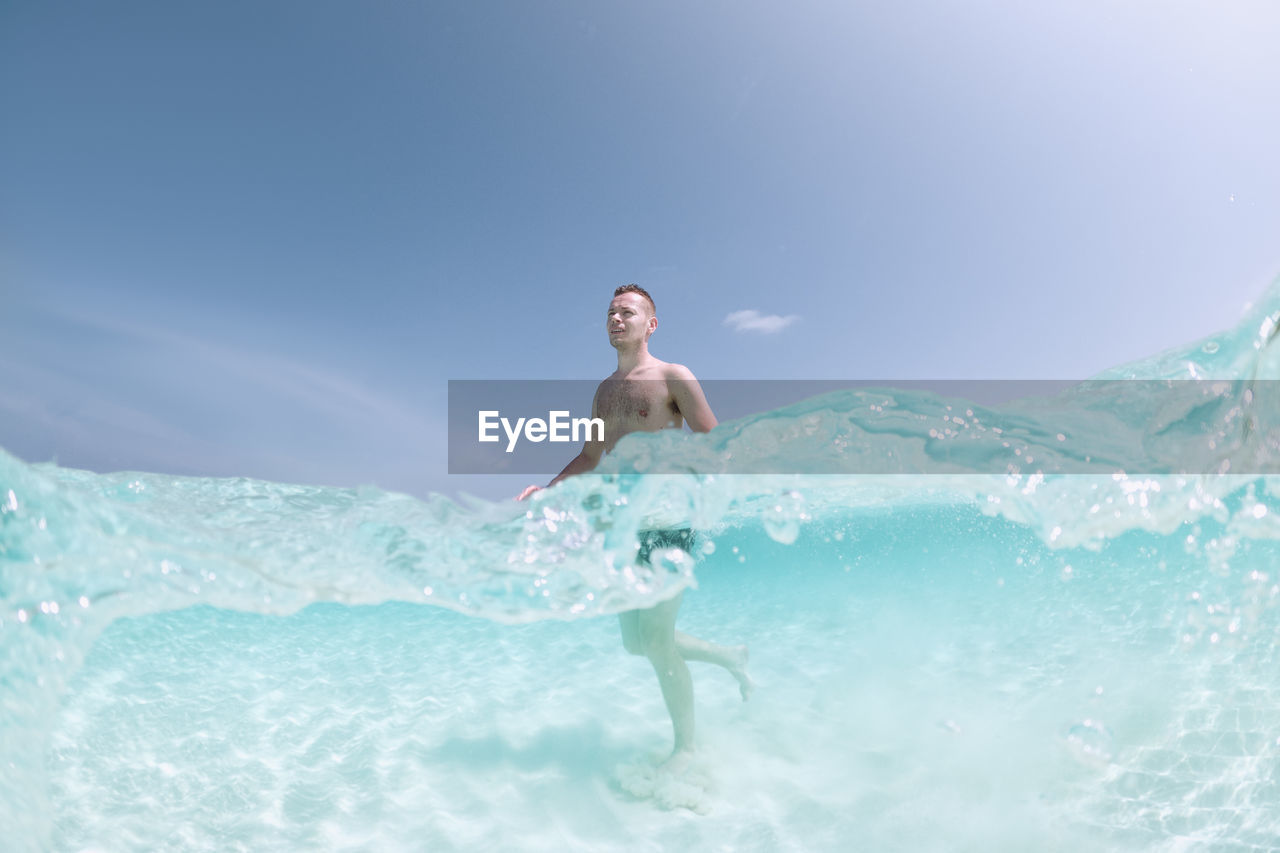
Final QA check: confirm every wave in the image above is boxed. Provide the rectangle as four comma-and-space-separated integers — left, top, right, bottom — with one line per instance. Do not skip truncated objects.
3, 277, 1280, 848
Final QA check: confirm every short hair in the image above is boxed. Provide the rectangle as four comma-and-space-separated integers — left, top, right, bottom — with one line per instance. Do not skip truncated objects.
614, 283, 655, 316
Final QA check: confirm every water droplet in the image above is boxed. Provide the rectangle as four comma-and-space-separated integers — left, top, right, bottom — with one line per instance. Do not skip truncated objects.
1065, 720, 1114, 765
765, 516, 800, 544
763, 491, 806, 545
653, 547, 690, 573
1202, 340, 1220, 354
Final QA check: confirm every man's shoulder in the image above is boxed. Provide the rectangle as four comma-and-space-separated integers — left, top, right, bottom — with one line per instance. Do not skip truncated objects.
660, 361, 698, 382
593, 360, 699, 387
639, 359, 698, 386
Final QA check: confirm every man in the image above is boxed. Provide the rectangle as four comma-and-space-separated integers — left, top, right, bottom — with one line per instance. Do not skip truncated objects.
518, 284, 751, 765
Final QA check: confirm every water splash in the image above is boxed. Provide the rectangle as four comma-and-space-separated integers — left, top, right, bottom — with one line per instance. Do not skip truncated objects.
4, 278, 1280, 848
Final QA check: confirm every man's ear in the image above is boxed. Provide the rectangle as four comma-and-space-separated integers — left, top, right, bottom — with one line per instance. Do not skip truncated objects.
648, 316, 658, 336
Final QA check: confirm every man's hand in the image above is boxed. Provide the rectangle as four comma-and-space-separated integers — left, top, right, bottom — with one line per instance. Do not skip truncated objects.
516, 484, 542, 501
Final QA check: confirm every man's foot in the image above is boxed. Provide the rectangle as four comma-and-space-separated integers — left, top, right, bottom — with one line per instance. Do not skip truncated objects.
728, 645, 754, 701
660, 747, 696, 774
616, 749, 711, 812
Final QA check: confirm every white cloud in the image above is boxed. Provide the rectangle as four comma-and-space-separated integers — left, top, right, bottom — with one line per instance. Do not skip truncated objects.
723, 309, 799, 334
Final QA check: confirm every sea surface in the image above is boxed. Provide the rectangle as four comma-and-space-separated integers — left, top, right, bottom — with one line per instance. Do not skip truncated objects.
5, 283, 1280, 851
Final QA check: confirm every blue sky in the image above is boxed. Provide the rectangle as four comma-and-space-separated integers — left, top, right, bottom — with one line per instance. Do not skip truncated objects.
2, 0, 1278, 499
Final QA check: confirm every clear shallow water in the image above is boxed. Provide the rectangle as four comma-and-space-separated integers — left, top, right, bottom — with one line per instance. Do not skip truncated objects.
5, 281, 1280, 851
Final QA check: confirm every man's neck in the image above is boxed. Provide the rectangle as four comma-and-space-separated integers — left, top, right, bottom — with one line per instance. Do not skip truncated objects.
614, 342, 651, 375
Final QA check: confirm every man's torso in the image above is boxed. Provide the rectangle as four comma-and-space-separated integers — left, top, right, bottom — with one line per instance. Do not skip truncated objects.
596, 364, 682, 452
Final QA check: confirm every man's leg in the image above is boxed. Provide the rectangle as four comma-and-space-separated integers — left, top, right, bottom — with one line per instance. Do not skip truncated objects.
619, 609, 642, 655
636, 592, 695, 758
673, 631, 753, 700
620, 609, 754, 700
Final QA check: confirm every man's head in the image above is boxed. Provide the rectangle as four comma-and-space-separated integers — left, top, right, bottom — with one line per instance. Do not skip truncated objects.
613, 284, 655, 316
607, 284, 657, 347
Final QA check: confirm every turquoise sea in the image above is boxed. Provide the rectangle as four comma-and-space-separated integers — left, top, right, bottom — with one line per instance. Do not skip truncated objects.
5, 284, 1280, 851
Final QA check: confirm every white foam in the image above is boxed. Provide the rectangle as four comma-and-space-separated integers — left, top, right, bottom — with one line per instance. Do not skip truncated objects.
615, 752, 714, 813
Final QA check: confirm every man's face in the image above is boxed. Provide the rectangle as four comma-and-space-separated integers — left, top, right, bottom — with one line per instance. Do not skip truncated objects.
606, 293, 654, 346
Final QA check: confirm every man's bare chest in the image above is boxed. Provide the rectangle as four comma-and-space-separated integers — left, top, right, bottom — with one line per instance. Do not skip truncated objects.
597, 379, 676, 425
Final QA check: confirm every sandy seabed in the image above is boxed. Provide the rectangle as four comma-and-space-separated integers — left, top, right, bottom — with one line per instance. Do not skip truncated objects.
45, 518, 1280, 852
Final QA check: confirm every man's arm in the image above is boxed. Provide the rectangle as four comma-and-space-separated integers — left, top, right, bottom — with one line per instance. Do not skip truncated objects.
547, 437, 605, 485
517, 386, 605, 500
667, 364, 717, 432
